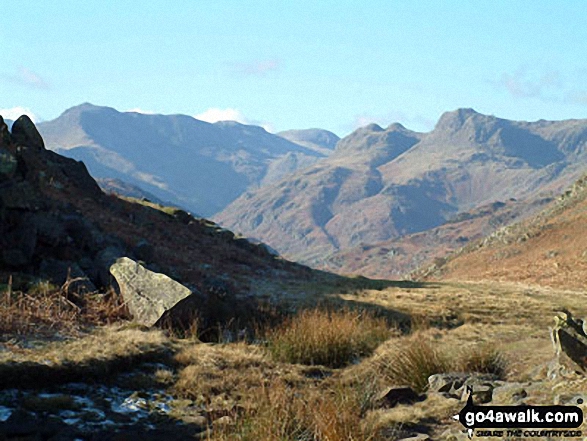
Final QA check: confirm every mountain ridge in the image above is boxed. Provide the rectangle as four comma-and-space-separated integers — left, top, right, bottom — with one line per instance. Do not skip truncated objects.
38, 103, 330, 217
216, 109, 587, 275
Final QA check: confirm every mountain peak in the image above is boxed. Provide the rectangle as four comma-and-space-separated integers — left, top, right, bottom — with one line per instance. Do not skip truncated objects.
387, 122, 407, 131
60, 103, 117, 118
364, 123, 384, 132
434, 108, 485, 132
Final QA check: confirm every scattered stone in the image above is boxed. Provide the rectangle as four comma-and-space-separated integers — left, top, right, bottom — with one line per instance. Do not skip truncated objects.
428, 373, 500, 401
462, 382, 494, 404
491, 382, 529, 405
213, 415, 234, 426
182, 414, 208, 428
375, 386, 421, 408
554, 393, 587, 406
110, 257, 195, 327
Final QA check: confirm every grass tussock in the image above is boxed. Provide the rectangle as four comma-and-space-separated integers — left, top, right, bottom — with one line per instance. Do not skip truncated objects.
370, 335, 508, 394
455, 343, 507, 379
372, 336, 451, 393
173, 342, 381, 440
266, 308, 393, 368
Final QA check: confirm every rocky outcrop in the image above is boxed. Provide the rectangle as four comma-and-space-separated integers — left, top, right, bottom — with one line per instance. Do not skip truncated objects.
551, 309, 587, 375
11, 115, 45, 150
0, 114, 130, 290
110, 257, 196, 327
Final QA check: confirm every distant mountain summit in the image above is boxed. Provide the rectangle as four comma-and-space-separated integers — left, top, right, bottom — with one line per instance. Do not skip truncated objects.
216, 110, 587, 273
277, 129, 340, 155
38, 104, 330, 216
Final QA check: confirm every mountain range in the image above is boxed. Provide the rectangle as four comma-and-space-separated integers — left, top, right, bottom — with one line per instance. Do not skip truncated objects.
38, 104, 338, 217
217, 109, 587, 273
30, 104, 587, 277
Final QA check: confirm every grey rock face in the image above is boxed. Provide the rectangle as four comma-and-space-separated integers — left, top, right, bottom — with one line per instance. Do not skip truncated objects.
551, 310, 587, 375
110, 257, 194, 327
11, 115, 45, 150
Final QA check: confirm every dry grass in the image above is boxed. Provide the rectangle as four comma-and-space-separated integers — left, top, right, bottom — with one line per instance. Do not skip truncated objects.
0, 278, 129, 338
372, 335, 451, 393
423, 175, 587, 291
173, 341, 384, 440
0, 325, 172, 388
454, 343, 507, 378
119, 195, 185, 216
173, 343, 307, 412
266, 308, 393, 368
211, 379, 379, 441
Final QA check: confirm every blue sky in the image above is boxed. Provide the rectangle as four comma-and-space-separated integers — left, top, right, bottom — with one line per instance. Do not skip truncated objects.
2, 0, 587, 135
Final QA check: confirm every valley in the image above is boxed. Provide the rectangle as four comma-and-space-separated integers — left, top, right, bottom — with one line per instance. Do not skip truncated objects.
2, 112, 587, 440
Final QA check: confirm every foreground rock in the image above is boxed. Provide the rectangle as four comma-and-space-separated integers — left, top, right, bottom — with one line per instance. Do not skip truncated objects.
551, 309, 587, 375
110, 257, 196, 327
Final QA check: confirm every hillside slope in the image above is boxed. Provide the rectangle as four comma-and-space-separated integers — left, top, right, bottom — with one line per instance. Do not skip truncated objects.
217, 109, 587, 272
417, 173, 587, 290
0, 114, 349, 313
320, 196, 552, 278
38, 104, 328, 217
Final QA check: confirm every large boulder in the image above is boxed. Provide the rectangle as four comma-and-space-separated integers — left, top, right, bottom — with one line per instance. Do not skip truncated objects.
551, 310, 587, 375
110, 257, 195, 327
